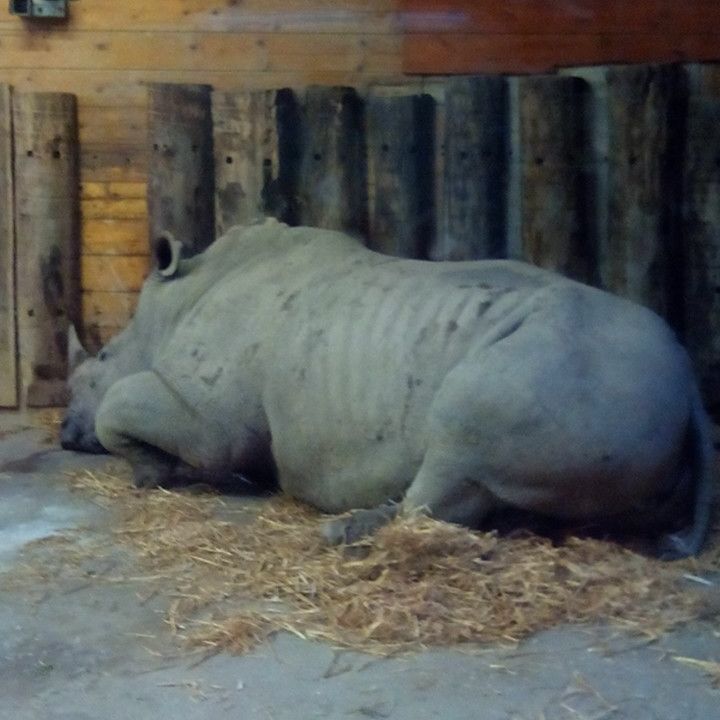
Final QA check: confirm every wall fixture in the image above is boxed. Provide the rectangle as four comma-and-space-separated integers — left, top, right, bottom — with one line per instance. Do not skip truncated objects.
9, 0, 68, 18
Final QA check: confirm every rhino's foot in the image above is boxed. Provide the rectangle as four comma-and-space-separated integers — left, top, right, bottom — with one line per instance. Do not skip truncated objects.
322, 503, 399, 545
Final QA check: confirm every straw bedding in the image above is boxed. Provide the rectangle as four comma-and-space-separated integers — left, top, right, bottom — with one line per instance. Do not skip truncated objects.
7, 463, 715, 658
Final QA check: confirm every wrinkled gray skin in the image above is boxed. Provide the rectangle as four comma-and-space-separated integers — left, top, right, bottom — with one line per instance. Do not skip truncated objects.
62, 220, 715, 558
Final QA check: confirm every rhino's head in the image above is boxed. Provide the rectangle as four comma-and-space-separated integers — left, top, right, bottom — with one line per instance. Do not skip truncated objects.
61, 233, 184, 453
60, 327, 127, 453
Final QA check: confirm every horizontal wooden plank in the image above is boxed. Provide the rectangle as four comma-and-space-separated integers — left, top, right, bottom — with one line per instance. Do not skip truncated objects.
0, 31, 261, 72
79, 106, 147, 145
0, 67, 405, 106
402, 33, 720, 74
80, 149, 148, 184
0, 69, 149, 105
400, 0, 664, 34
81, 197, 148, 220
403, 34, 609, 74
0, 30, 400, 75
81, 182, 110, 200
81, 218, 149, 255
0, 0, 397, 34
81, 182, 147, 200
109, 182, 146, 198
82, 290, 140, 328
81, 255, 149, 293
401, 0, 720, 35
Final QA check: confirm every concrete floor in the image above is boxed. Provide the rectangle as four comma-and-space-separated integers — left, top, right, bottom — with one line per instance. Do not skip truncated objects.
1, 414, 719, 720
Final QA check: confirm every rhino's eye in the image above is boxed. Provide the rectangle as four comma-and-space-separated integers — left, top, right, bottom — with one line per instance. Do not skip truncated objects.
98, 350, 108, 361
89, 380, 97, 390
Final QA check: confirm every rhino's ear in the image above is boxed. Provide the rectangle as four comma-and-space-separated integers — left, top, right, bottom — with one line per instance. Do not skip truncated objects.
154, 232, 183, 279
68, 324, 91, 372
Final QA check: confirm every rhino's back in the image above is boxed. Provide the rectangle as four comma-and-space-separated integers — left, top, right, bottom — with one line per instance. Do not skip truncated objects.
150, 224, 559, 406
255, 241, 567, 506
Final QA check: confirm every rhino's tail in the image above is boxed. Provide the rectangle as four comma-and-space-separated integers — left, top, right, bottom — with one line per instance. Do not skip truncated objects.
656, 381, 716, 559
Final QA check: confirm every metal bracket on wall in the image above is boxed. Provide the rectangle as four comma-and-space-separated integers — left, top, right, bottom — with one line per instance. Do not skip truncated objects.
8, 0, 67, 18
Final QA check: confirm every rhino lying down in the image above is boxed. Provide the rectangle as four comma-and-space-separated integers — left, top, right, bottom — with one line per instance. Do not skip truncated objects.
62, 219, 714, 558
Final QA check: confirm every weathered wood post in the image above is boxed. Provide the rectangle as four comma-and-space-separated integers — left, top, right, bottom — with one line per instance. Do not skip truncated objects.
604, 64, 686, 325
0, 84, 16, 408
434, 75, 508, 261
147, 83, 215, 257
296, 86, 367, 235
683, 63, 720, 413
213, 89, 288, 235
518, 75, 594, 283
366, 90, 435, 258
14, 92, 81, 407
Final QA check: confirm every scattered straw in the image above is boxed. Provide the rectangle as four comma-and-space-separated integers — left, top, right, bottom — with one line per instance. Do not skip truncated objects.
6, 466, 720, 657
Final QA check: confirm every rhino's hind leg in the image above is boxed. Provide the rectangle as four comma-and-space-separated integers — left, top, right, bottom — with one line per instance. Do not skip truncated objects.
323, 447, 499, 545
401, 446, 499, 527
95, 370, 207, 489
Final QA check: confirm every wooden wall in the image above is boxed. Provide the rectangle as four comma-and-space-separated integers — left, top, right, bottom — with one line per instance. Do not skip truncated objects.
0, 0, 403, 346
2, 0, 719, 348
402, 0, 720, 74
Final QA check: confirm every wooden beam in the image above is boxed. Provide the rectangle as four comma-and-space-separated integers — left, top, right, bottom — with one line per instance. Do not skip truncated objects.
14, 92, 81, 407
213, 89, 282, 235
147, 83, 215, 257
366, 91, 435, 258
603, 64, 685, 324
519, 75, 594, 283
433, 75, 508, 260
0, 84, 16, 408
683, 63, 720, 412
296, 86, 368, 234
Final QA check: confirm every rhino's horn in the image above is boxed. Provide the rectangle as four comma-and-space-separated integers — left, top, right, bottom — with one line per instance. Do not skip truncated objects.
67, 323, 91, 371
155, 232, 183, 279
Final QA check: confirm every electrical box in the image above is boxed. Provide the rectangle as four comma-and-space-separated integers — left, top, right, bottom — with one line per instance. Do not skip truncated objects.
9, 0, 67, 18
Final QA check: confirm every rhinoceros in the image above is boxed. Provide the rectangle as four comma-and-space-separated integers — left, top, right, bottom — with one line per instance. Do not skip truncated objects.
62, 219, 714, 557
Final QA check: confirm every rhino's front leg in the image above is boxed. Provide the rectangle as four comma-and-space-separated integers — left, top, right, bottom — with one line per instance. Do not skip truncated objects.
95, 370, 204, 488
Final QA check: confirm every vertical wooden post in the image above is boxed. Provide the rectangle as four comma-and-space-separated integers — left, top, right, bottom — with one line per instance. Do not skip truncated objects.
604, 64, 685, 324
0, 85, 16, 408
296, 86, 368, 235
518, 75, 594, 283
434, 75, 508, 261
213, 89, 283, 236
14, 92, 80, 407
683, 63, 720, 413
148, 83, 215, 257
366, 91, 434, 258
